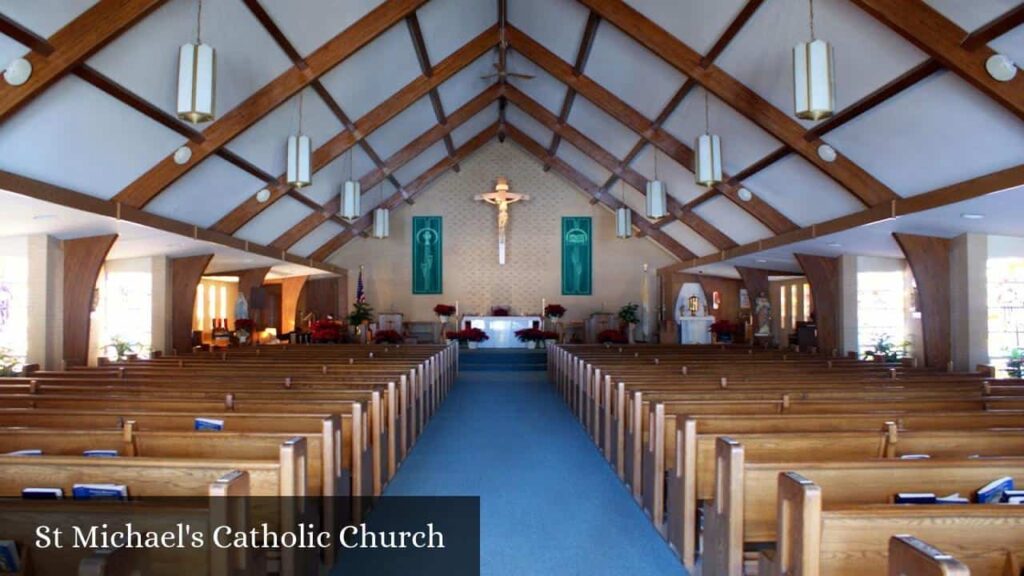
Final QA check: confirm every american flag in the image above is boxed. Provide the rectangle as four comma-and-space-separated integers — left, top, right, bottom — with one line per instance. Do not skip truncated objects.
356, 266, 366, 304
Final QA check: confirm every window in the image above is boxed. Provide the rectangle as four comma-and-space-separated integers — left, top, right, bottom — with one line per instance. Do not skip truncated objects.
803, 283, 812, 321
100, 267, 153, 360
195, 284, 204, 329
987, 258, 1024, 372
0, 252, 29, 367
790, 284, 798, 329
857, 270, 905, 356
780, 286, 787, 331
208, 285, 216, 324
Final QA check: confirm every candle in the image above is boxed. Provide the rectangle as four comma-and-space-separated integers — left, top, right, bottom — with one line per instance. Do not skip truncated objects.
542, 298, 546, 315
455, 300, 459, 317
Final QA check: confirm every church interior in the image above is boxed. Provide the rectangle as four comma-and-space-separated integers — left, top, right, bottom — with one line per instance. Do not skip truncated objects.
0, 0, 1023, 574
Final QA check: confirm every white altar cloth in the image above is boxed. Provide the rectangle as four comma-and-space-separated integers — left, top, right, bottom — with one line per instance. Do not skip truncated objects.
465, 315, 541, 348
678, 316, 714, 345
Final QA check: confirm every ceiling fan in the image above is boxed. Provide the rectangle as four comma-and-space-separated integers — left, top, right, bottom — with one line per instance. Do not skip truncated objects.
481, 11, 534, 81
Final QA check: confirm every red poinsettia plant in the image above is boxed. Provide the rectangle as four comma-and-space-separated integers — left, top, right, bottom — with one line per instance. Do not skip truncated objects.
310, 319, 343, 343
544, 304, 566, 318
709, 320, 738, 336
490, 306, 510, 317
234, 319, 254, 333
374, 329, 404, 344
514, 328, 548, 343
433, 304, 456, 317
597, 329, 629, 344
445, 328, 490, 343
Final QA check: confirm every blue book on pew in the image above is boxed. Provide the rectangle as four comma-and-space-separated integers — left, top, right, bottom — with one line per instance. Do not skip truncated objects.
72, 484, 127, 501
6, 449, 42, 456
976, 476, 1014, 503
22, 487, 63, 500
895, 493, 936, 504
1002, 490, 1024, 503
194, 417, 224, 431
936, 493, 969, 504
82, 449, 119, 457
0, 541, 20, 573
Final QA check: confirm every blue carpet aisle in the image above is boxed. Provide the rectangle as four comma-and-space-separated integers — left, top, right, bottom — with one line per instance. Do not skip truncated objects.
381, 350, 687, 576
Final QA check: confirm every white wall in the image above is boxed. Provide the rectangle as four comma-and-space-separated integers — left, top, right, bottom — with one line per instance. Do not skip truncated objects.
950, 233, 988, 371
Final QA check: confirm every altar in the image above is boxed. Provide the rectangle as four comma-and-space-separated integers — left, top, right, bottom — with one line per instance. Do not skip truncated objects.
678, 316, 714, 344
464, 315, 541, 348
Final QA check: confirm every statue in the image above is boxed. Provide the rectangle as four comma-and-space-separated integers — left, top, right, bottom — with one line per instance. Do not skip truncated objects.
234, 293, 249, 320
754, 291, 772, 336
475, 177, 529, 265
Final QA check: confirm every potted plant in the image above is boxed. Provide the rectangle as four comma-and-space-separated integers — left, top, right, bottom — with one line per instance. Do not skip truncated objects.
447, 328, 490, 349
1007, 348, 1023, 378
863, 333, 907, 362
514, 327, 548, 349
234, 319, 254, 344
542, 330, 559, 348
618, 303, 640, 344
374, 329, 404, 345
0, 347, 20, 376
544, 304, 566, 321
597, 329, 628, 345
709, 320, 737, 343
103, 336, 143, 361
347, 301, 375, 344
433, 304, 456, 324
311, 319, 343, 344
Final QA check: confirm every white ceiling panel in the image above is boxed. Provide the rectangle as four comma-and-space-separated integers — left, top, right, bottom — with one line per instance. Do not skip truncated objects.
558, 142, 611, 186
717, 0, 928, 129
743, 154, 864, 227
226, 86, 343, 176
0, 76, 185, 200
507, 51, 568, 114
393, 141, 448, 185
824, 71, 1024, 198
990, 25, 1024, 69
146, 156, 266, 228
567, 97, 639, 159
584, 20, 687, 119
365, 96, 438, 160
0, 0, 97, 38
302, 145, 375, 206
693, 196, 774, 245
631, 144, 707, 204
451, 102, 499, 147
319, 23, 421, 120
437, 54, 497, 113
623, 0, 750, 56
508, 0, 590, 64
260, 0, 386, 57
290, 221, 344, 258
0, 32, 28, 68
661, 220, 718, 257
416, 0, 494, 64
663, 87, 783, 174
87, 0, 292, 123
921, 0, 1021, 32
234, 196, 313, 246
506, 105, 555, 146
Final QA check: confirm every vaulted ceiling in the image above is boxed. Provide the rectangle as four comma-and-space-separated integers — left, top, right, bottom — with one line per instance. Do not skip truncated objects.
0, 0, 1021, 275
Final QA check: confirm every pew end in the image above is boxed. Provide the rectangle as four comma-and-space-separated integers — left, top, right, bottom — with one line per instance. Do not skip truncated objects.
888, 535, 970, 576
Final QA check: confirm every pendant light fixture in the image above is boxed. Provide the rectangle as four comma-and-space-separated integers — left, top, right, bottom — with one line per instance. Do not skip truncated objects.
793, 0, 835, 120
373, 184, 390, 239
340, 148, 360, 220
177, 0, 215, 123
694, 90, 722, 187
616, 180, 632, 239
646, 147, 668, 219
286, 91, 312, 188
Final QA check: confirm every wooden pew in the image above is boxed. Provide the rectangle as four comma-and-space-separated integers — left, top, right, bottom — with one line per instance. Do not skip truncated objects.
887, 536, 970, 576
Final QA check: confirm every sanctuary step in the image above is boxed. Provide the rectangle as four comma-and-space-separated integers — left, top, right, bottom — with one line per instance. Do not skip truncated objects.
460, 349, 548, 371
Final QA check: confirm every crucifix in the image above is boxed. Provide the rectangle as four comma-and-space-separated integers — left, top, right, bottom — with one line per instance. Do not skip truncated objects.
475, 177, 529, 265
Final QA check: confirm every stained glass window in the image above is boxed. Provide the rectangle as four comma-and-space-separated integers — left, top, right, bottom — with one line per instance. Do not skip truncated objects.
987, 258, 1024, 373
857, 271, 905, 356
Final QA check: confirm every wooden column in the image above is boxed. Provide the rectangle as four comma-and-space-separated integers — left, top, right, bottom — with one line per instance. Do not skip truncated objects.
170, 254, 213, 354
236, 267, 271, 304
272, 276, 309, 334
736, 266, 770, 302
893, 233, 951, 368
794, 254, 840, 354
62, 234, 118, 367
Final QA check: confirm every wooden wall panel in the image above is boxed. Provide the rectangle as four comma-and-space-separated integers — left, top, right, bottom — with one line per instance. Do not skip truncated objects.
794, 254, 840, 353
736, 266, 771, 303
698, 276, 743, 321
170, 254, 213, 354
893, 233, 951, 368
62, 234, 118, 367
269, 276, 308, 334
301, 276, 348, 320
236, 267, 271, 305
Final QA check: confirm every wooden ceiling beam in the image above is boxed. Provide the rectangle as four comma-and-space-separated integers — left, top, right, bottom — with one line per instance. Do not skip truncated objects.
577, 0, 898, 208
270, 84, 502, 251
309, 123, 501, 260
406, 13, 461, 171
545, 11, 601, 165
0, 0, 168, 123
211, 26, 499, 235
505, 124, 697, 261
506, 25, 796, 235
113, 0, 429, 209
850, 0, 1024, 122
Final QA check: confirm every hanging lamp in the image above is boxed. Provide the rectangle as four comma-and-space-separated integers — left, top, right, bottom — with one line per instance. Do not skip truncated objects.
694, 90, 722, 187
793, 0, 835, 120
373, 184, 390, 239
616, 180, 632, 239
286, 91, 312, 188
177, 0, 215, 123
646, 147, 668, 219
340, 149, 360, 220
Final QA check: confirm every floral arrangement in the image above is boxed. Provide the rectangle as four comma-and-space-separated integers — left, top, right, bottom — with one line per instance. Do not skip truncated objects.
445, 328, 490, 343
544, 304, 566, 319
433, 304, 456, 317
0, 347, 20, 376
597, 329, 628, 344
347, 301, 374, 326
374, 329, 404, 344
103, 336, 143, 361
514, 328, 554, 343
311, 319, 343, 343
491, 306, 510, 317
863, 333, 908, 362
234, 319, 255, 333
618, 302, 640, 325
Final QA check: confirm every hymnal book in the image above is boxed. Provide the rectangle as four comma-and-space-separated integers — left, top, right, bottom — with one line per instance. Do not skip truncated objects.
976, 476, 1014, 503
6, 449, 42, 456
899, 454, 930, 460
895, 493, 936, 504
0, 540, 20, 572
1008, 496, 1024, 505
1002, 490, 1024, 502
72, 484, 127, 500
936, 493, 969, 504
194, 417, 224, 431
82, 449, 119, 457
22, 487, 63, 500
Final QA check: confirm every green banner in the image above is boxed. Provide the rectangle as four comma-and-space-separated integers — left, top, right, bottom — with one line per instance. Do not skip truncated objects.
412, 216, 443, 294
561, 216, 592, 296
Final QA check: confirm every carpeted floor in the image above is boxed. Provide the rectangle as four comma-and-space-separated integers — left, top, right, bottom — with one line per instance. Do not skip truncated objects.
381, 350, 688, 576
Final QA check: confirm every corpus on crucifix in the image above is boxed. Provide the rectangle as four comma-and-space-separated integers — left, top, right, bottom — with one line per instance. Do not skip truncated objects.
475, 177, 529, 265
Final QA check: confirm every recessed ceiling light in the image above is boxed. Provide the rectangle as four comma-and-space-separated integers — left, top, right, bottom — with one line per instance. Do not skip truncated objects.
737, 188, 753, 202
32, 214, 55, 221
961, 213, 984, 220
986, 54, 1018, 82
173, 146, 192, 165
827, 242, 842, 248
3, 58, 32, 86
817, 144, 837, 163
256, 188, 271, 203
755, 258, 768, 263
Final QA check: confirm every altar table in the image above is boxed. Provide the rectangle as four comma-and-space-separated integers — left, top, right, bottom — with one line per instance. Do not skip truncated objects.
678, 316, 714, 345
465, 316, 542, 348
